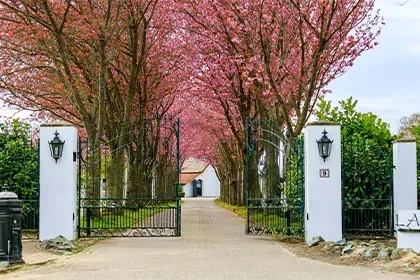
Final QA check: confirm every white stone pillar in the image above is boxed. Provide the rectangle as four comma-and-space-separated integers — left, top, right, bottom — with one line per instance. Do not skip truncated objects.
393, 138, 417, 230
304, 121, 342, 244
39, 123, 78, 241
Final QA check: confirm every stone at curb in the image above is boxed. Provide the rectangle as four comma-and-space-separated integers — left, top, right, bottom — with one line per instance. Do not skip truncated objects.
0, 264, 23, 274
404, 263, 415, 272
378, 248, 392, 260
390, 248, 403, 261
369, 240, 377, 245
56, 250, 74, 256
0, 262, 8, 269
335, 239, 346, 246
58, 244, 75, 250
43, 235, 76, 254
308, 236, 324, 247
322, 242, 335, 252
360, 242, 369, 247
341, 244, 353, 255
364, 248, 379, 259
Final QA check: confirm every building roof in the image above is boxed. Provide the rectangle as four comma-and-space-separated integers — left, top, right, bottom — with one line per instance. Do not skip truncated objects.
179, 172, 201, 185
181, 158, 208, 173
179, 158, 209, 184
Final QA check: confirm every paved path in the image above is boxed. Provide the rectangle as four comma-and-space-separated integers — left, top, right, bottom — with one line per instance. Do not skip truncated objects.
6, 198, 418, 280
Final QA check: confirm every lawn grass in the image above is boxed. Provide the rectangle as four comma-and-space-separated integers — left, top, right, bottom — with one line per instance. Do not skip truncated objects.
215, 198, 302, 229
80, 201, 181, 230
215, 198, 248, 218
80, 208, 161, 229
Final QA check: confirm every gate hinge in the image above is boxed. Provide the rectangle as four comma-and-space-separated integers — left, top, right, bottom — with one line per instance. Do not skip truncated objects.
306, 213, 309, 221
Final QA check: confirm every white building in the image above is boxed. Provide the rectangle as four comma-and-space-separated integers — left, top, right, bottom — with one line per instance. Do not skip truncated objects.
180, 158, 220, 198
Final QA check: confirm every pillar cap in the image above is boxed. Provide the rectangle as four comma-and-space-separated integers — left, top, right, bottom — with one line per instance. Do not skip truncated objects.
0, 191, 18, 199
393, 137, 416, 143
306, 120, 340, 127
41, 121, 74, 127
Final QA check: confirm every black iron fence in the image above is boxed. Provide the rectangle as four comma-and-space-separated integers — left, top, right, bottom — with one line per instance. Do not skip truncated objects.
21, 199, 39, 239
78, 198, 180, 237
341, 135, 394, 239
247, 198, 304, 236
342, 199, 393, 239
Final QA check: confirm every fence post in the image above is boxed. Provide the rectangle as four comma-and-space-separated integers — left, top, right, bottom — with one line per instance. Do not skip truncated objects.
86, 208, 91, 237
393, 138, 417, 231
39, 122, 78, 241
304, 121, 342, 244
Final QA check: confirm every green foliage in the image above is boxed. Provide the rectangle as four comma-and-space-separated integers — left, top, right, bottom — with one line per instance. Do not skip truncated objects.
316, 97, 395, 203
398, 112, 420, 137
316, 97, 394, 145
0, 119, 38, 199
215, 198, 301, 229
177, 184, 183, 193
80, 208, 163, 230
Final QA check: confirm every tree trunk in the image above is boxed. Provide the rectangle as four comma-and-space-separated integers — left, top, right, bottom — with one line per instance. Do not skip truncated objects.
262, 142, 280, 199
126, 158, 142, 200
248, 151, 261, 199
105, 148, 125, 199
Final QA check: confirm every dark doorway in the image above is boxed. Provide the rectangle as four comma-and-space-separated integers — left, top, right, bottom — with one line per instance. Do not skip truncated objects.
197, 179, 202, 196
192, 180, 198, 197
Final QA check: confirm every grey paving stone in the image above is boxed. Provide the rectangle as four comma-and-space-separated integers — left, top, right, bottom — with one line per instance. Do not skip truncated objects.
6, 198, 417, 280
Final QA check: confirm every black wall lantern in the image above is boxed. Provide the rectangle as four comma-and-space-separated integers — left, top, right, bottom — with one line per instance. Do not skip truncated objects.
316, 129, 333, 162
48, 130, 65, 163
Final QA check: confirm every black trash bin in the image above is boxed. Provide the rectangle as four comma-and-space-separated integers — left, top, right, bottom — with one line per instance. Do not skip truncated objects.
0, 187, 24, 264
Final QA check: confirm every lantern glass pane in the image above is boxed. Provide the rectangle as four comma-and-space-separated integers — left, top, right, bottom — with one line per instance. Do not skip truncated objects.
322, 143, 328, 156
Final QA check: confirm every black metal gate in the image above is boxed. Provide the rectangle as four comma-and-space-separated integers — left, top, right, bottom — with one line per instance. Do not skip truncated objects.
77, 118, 181, 238
341, 136, 394, 239
245, 120, 304, 237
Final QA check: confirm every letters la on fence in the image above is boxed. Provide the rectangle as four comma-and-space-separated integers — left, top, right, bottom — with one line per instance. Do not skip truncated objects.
397, 210, 420, 231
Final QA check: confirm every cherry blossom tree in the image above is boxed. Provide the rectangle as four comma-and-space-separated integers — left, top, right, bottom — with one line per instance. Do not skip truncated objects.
0, 0, 385, 203
178, 0, 383, 203
0, 0, 189, 199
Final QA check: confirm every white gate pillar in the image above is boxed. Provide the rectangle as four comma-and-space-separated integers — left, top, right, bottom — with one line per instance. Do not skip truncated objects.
393, 138, 417, 230
304, 121, 342, 244
39, 122, 78, 241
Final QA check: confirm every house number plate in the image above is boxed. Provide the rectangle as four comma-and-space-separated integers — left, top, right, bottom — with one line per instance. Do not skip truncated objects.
319, 169, 330, 178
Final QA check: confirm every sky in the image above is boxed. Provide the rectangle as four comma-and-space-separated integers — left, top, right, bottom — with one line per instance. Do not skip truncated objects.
1, 0, 419, 133
327, 0, 420, 133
